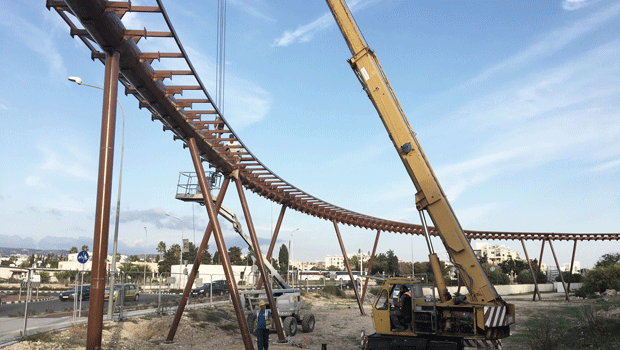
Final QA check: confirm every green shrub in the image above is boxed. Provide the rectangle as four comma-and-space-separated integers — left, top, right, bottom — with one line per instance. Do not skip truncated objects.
487, 270, 510, 285
579, 264, 620, 296
322, 285, 344, 297
516, 270, 547, 284
555, 272, 582, 283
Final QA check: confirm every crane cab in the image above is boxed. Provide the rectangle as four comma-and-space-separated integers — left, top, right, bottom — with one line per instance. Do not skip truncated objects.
367, 278, 514, 350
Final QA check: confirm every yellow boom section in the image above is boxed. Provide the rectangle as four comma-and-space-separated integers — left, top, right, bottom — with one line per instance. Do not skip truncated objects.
325, 0, 500, 304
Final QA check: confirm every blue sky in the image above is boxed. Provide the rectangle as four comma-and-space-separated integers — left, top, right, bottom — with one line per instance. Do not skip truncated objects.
0, 0, 618, 269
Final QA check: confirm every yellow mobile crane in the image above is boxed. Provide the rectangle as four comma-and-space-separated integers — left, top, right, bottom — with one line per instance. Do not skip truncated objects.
324, 1, 515, 349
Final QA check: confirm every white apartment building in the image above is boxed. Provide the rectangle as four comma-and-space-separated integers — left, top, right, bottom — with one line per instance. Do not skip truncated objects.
325, 252, 370, 270
562, 261, 580, 274
474, 243, 521, 264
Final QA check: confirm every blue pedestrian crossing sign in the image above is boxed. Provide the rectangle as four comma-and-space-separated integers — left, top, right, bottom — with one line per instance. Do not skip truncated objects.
77, 250, 89, 264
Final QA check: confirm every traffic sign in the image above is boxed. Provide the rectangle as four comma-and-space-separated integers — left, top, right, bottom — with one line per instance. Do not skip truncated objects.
77, 250, 90, 264
21, 282, 41, 288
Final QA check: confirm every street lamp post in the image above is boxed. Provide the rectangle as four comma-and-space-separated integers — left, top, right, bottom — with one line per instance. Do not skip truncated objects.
144, 227, 147, 286
287, 228, 299, 285
166, 213, 184, 288
69, 76, 125, 322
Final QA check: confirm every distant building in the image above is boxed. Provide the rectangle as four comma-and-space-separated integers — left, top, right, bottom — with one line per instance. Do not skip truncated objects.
474, 243, 521, 264
0, 267, 28, 281
58, 253, 131, 271
562, 261, 580, 274
325, 252, 370, 270
547, 265, 559, 281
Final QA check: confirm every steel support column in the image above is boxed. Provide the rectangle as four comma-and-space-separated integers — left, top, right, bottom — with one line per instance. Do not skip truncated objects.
188, 138, 254, 349
520, 239, 541, 301
548, 240, 569, 302
257, 205, 286, 290
167, 177, 231, 342
567, 240, 578, 294
361, 230, 381, 305
332, 220, 365, 315
533, 240, 546, 301
86, 50, 120, 350
234, 176, 286, 342
266, 205, 286, 262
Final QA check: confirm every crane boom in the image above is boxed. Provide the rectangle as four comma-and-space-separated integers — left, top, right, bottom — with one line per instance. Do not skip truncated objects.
325, 0, 499, 305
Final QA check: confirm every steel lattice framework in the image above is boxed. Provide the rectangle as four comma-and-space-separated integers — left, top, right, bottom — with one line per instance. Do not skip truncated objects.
47, 0, 618, 242
46, 1, 619, 348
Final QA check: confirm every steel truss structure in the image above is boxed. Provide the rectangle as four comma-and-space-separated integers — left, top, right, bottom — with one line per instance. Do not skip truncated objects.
46, 1, 619, 349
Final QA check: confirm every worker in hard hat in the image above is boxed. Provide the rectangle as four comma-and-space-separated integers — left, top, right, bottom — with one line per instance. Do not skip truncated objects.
255, 300, 272, 350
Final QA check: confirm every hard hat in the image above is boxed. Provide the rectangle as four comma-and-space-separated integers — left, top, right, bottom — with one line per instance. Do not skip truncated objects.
259, 301, 266, 306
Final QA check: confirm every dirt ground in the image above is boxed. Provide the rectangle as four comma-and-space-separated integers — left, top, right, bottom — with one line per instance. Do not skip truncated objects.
5, 292, 620, 350
5, 293, 373, 350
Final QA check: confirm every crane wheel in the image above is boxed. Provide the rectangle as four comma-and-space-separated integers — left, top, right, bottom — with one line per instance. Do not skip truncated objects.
283, 316, 297, 336
302, 313, 315, 333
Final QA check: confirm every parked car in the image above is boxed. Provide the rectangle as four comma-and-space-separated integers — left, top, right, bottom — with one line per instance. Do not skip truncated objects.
210, 280, 229, 296
191, 283, 211, 297
104, 284, 140, 302
59, 285, 90, 302
338, 279, 360, 290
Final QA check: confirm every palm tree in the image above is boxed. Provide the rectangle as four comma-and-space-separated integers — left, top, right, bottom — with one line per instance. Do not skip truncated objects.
157, 241, 166, 259
81, 245, 89, 252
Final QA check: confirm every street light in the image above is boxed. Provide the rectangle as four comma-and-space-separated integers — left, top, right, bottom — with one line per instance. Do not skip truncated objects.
287, 228, 299, 285
69, 76, 125, 322
143, 227, 147, 286
166, 213, 185, 286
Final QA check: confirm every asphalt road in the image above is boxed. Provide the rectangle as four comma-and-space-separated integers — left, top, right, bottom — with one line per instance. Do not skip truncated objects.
0, 292, 189, 317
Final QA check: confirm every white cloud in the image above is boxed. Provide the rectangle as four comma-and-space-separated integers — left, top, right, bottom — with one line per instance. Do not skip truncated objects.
0, 10, 66, 78
562, 0, 589, 11
464, 2, 620, 87
456, 40, 620, 126
39, 144, 95, 181
273, 13, 333, 47
58, 206, 86, 213
273, 0, 381, 47
228, 0, 275, 22
25, 176, 44, 187
0, 97, 11, 110
458, 202, 502, 226
437, 41, 620, 201
589, 158, 620, 172
119, 237, 145, 248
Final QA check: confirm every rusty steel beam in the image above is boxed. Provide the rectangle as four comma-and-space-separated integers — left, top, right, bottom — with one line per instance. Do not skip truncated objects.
548, 240, 569, 302
86, 51, 120, 350
234, 177, 286, 342
533, 240, 546, 301
520, 239, 541, 302
257, 205, 287, 290
167, 176, 231, 342
361, 230, 381, 305
333, 220, 365, 316
567, 240, 578, 294
188, 138, 254, 349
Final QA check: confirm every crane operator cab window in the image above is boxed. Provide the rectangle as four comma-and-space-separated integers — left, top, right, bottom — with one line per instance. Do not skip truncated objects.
376, 290, 389, 310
